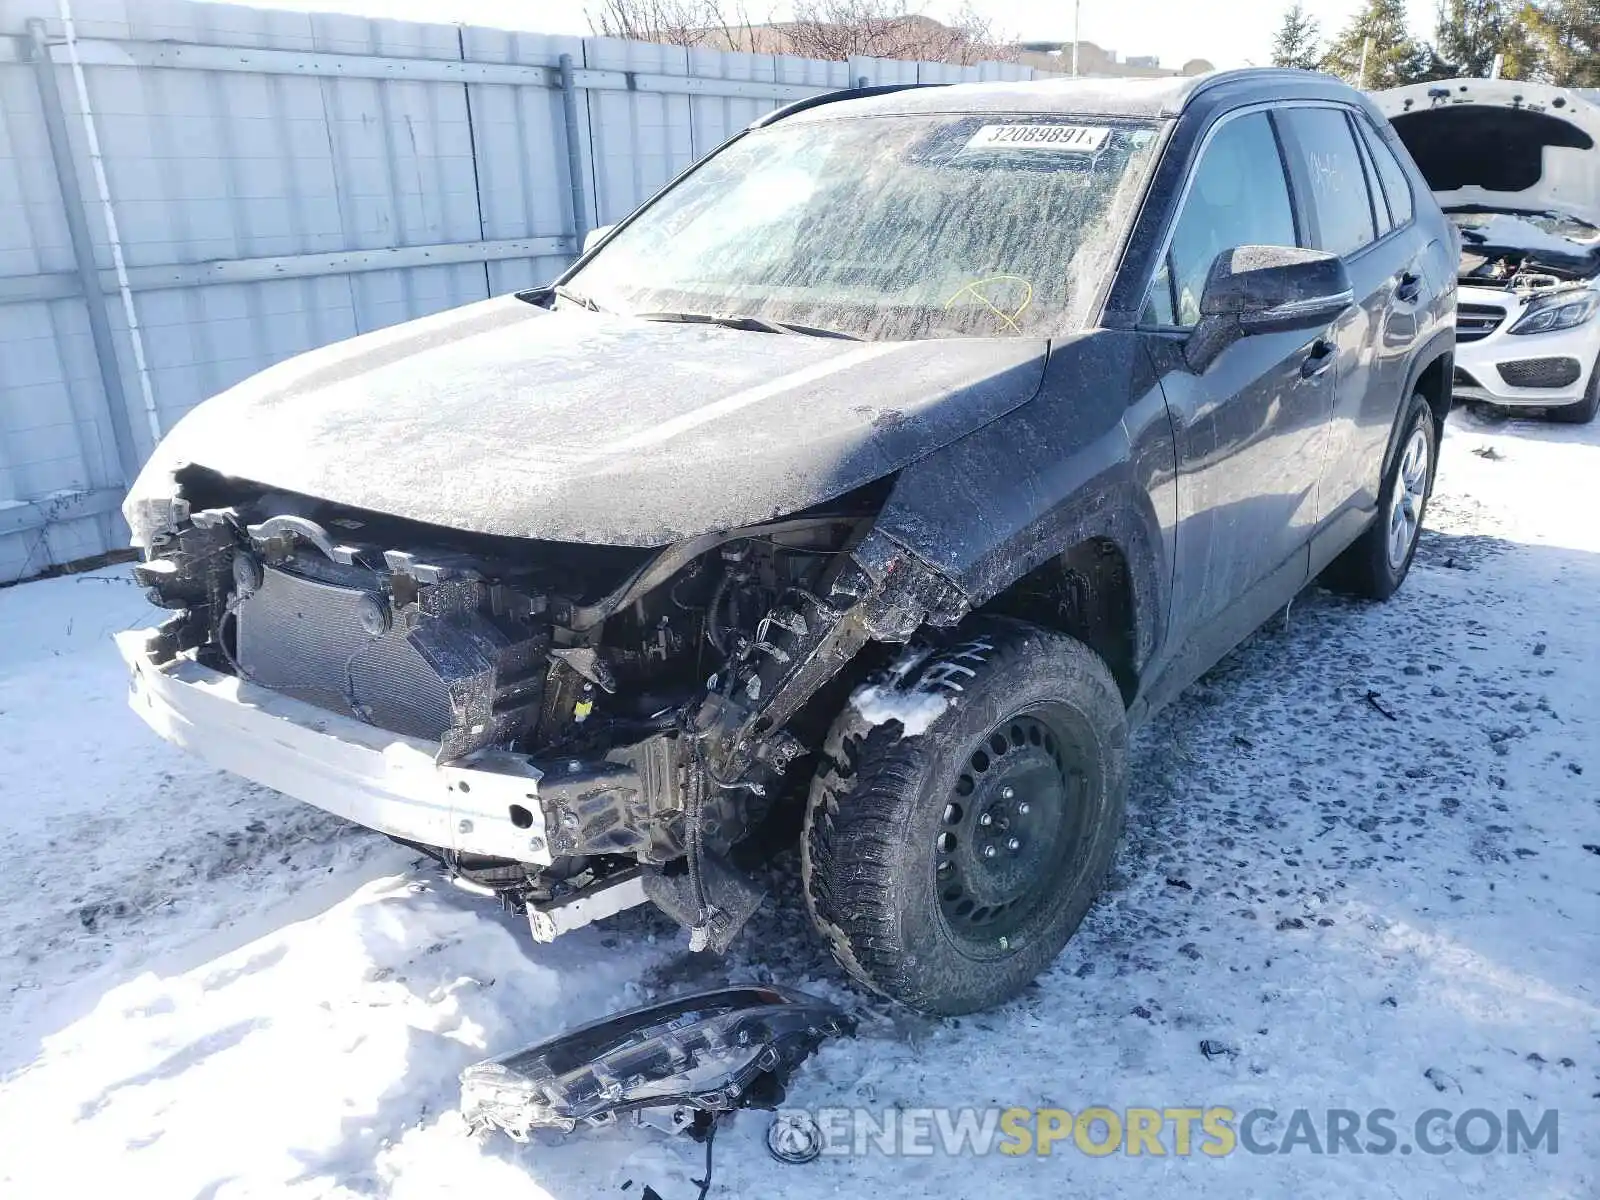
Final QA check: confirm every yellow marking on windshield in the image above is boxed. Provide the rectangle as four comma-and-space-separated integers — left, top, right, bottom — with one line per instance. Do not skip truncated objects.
943, 275, 1035, 334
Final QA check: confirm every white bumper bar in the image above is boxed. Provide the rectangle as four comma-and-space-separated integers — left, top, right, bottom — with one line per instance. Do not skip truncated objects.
117, 628, 555, 866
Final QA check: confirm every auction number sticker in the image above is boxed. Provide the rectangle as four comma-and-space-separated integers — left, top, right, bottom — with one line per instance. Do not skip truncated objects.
963, 124, 1111, 153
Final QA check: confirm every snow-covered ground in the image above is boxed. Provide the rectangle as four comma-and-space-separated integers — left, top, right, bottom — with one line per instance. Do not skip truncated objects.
1, 407, 1596, 1199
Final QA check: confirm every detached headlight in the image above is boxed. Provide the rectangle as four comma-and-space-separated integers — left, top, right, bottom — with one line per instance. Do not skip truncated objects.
1508, 290, 1599, 335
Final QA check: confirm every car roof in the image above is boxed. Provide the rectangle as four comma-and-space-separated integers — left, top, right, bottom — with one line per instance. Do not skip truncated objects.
779, 67, 1369, 125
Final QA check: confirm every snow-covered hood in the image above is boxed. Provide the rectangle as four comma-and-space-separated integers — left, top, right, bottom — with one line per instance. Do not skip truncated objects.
125, 295, 1048, 546
1375, 79, 1600, 227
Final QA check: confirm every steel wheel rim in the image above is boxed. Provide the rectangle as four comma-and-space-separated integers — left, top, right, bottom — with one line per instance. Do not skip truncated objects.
1387, 426, 1429, 569
934, 710, 1085, 949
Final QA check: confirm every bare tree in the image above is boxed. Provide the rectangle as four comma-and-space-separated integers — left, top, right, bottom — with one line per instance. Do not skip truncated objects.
587, 0, 724, 46
587, 0, 1016, 65
784, 0, 1015, 64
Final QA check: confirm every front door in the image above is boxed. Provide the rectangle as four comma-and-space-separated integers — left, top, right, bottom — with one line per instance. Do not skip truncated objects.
1140, 109, 1338, 662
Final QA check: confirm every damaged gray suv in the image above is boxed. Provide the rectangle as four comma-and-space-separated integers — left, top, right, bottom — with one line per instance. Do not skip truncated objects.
120, 69, 1456, 1015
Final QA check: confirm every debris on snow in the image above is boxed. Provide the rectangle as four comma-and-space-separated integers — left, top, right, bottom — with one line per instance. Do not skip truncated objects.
1199, 1039, 1239, 1062
1424, 1067, 1463, 1094
766, 1110, 825, 1164
1363, 690, 1398, 721
459, 986, 852, 1141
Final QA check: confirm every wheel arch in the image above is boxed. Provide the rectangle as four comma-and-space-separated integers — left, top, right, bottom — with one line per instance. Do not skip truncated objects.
873, 469, 1168, 712
1387, 333, 1454, 478
974, 536, 1143, 705
866, 333, 1176, 709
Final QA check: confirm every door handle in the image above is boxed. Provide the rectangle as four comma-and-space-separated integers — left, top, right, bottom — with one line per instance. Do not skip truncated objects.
1395, 270, 1422, 303
1300, 338, 1335, 379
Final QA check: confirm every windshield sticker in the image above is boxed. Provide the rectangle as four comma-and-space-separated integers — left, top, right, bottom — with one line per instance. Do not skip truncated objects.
963, 124, 1111, 153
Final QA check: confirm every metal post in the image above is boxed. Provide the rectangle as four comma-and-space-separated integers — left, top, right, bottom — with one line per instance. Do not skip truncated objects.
24, 19, 140, 487
558, 53, 589, 252
58, 0, 161, 448
1068, 0, 1081, 77
1357, 36, 1372, 90
1072, 0, 1081, 77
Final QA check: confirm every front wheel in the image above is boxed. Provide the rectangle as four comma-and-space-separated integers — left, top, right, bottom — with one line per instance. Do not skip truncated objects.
1322, 392, 1437, 601
802, 619, 1128, 1015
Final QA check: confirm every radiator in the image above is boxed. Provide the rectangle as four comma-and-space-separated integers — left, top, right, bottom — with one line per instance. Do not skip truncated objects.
235, 565, 453, 741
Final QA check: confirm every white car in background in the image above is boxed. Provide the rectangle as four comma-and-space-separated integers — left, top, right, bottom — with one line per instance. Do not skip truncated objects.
1378, 79, 1600, 423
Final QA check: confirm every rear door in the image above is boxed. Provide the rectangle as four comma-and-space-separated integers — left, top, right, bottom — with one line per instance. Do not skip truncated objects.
1275, 106, 1423, 548
1142, 109, 1338, 657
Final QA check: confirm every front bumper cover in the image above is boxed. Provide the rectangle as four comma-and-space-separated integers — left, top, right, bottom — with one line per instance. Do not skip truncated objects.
1454, 288, 1599, 407
117, 627, 557, 866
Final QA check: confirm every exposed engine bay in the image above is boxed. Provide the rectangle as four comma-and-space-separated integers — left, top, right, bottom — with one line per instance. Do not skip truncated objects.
1452, 208, 1600, 292
132, 465, 966, 951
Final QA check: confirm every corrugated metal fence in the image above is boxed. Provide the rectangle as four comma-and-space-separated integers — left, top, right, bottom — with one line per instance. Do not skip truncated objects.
0, 0, 1054, 582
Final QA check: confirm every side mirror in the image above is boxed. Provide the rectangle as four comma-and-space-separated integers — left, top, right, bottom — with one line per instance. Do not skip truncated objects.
582, 224, 616, 255
1185, 246, 1354, 372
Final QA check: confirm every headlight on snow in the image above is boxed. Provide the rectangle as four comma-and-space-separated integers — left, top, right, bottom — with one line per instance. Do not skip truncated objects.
1508, 290, 1599, 335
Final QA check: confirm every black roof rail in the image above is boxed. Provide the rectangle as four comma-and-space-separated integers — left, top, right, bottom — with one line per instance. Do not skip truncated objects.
1178, 67, 1360, 114
751, 82, 948, 128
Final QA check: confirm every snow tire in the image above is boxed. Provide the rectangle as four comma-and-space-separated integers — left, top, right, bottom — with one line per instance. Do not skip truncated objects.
802, 618, 1128, 1014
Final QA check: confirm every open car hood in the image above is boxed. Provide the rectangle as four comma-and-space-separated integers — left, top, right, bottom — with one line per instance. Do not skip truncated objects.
1375, 79, 1600, 227
126, 295, 1048, 547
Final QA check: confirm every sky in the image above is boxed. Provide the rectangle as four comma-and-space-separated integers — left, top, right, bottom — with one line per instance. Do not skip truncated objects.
244, 0, 1443, 73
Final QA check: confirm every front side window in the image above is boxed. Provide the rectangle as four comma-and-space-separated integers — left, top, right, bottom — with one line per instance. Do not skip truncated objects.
1282, 107, 1379, 257
1144, 112, 1298, 327
565, 113, 1163, 340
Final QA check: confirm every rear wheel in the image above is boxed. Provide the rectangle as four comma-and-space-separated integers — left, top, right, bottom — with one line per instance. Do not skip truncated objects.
802, 619, 1127, 1015
1322, 392, 1436, 600
1549, 354, 1600, 424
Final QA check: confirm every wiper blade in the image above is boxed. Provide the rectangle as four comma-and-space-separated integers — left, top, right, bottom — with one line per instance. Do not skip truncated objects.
635, 311, 787, 334
634, 311, 860, 339
773, 319, 861, 340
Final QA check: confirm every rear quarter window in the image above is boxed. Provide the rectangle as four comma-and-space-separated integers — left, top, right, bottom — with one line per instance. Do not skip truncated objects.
1353, 123, 1394, 237
1360, 120, 1416, 227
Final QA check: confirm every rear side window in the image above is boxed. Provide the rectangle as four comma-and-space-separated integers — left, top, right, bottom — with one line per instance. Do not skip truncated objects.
1281, 107, 1378, 257
1143, 112, 1298, 327
1360, 120, 1415, 227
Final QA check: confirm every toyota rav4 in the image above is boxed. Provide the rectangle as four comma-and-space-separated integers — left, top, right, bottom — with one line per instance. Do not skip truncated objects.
119, 69, 1456, 1015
